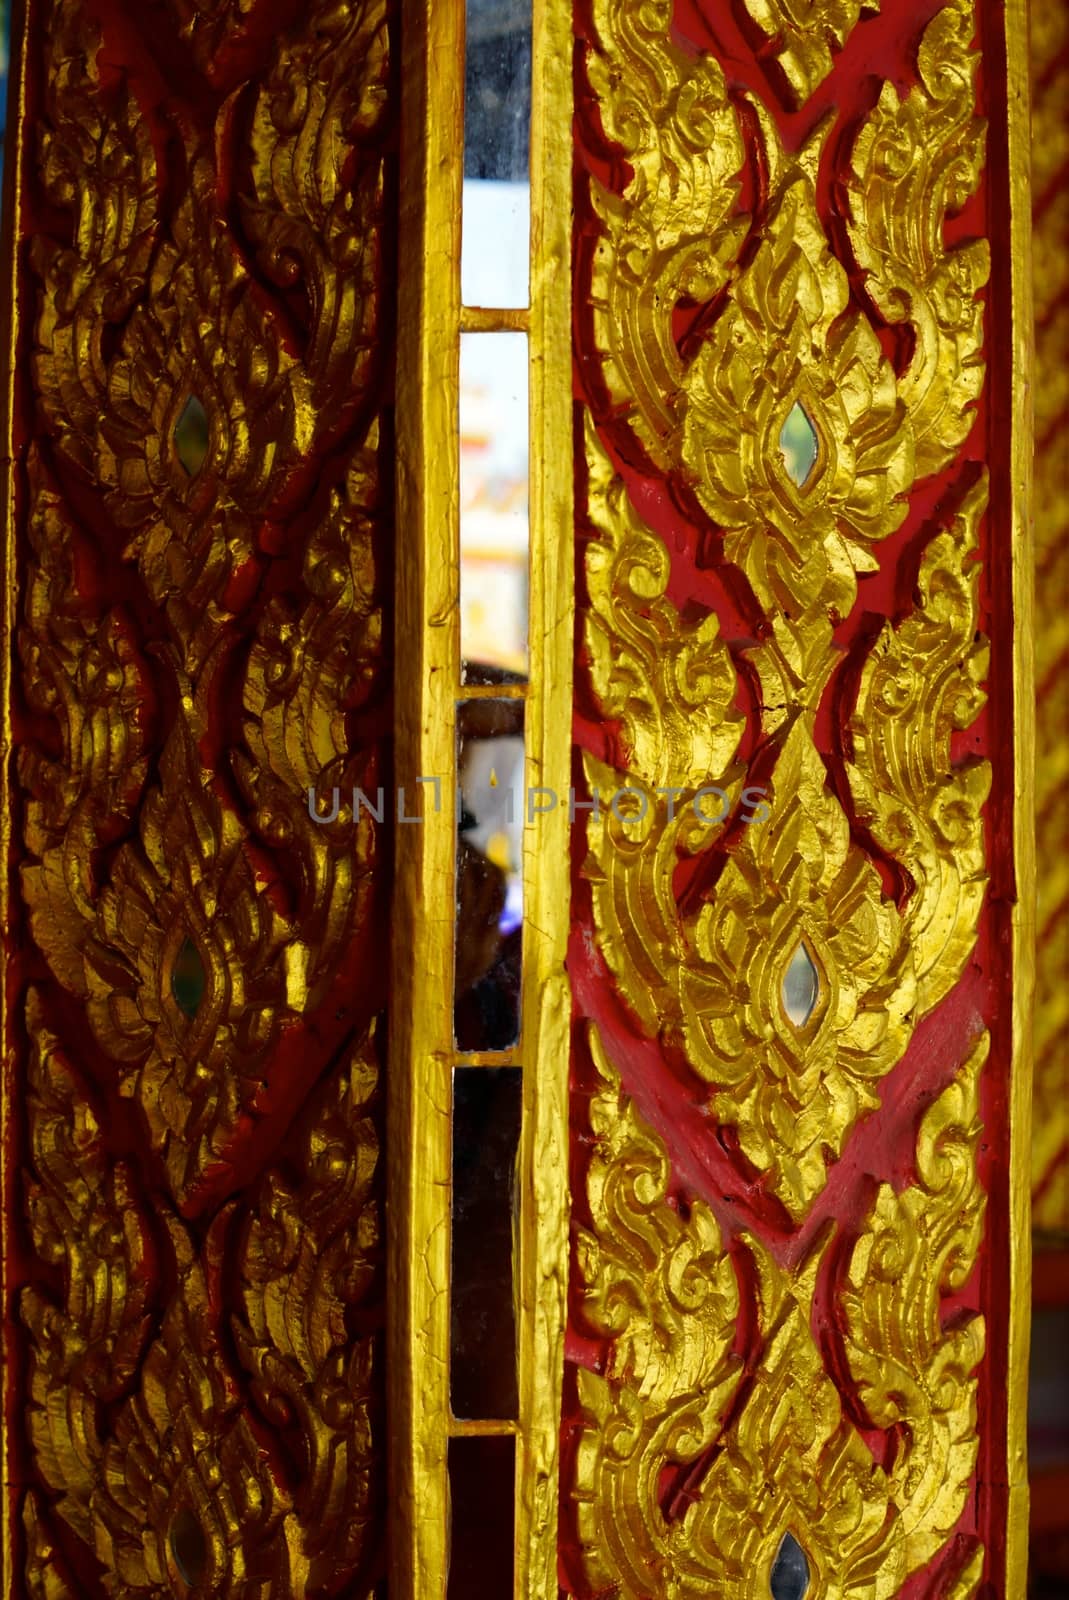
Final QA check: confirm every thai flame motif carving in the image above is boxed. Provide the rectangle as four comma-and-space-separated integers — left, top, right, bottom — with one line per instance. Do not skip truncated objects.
16, 0, 390, 1589
680, 112, 913, 717
573, 1026, 988, 1598
583, 418, 989, 1217
81, 694, 299, 1207
846, 0, 989, 481
580, 0, 990, 1219
585, 0, 747, 472
742, 0, 879, 107
846, 475, 991, 1018
582, 412, 744, 796
23, 1014, 381, 1597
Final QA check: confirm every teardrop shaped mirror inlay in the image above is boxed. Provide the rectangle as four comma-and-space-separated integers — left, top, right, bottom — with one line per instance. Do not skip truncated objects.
779, 401, 819, 488
174, 394, 210, 477
171, 937, 207, 1019
781, 941, 820, 1028
769, 1531, 810, 1600
170, 1506, 208, 1585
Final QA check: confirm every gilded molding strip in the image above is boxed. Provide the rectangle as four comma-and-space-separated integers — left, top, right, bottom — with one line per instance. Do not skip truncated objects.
389, 2, 464, 1597
515, 0, 575, 1594
1029, 0, 1069, 1240
1006, 0, 1036, 1590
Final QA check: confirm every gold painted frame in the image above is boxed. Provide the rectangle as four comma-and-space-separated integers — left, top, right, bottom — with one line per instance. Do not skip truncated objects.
389, 0, 573, 1595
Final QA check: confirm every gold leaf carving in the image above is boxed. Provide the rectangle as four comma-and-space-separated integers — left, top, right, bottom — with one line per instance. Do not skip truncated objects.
682, 111, 913, 718
32, 4, 158, 478
18, 0, 390, 1582
585, 0, 747, 469
586, 422, 976, 1219
20, 991, 156, 1548
21, 1024, 381, 1595
586, 712, 914, 1220
240, 0, 389, 414
236, 428, 383, 1003
81, 696, 296, 1209
742, 0, 879, 106
847, 475, 992, 1016
18, 451, 154, 994
847, 0, 990, 480
233, 1034, 382, 1587
843, 1032, 988, 1576
23, 1494, 78, 1600
574, 1027, 987, 1596
21, 0, 387, 1211
581, 0, 991, 1220
583, 413, 744, 796
582, 417, 746, 1048
573, 1026, 742, 1597
93, 1214, 299, 1595
97, 151, 312, 674
164, 0, 258, 81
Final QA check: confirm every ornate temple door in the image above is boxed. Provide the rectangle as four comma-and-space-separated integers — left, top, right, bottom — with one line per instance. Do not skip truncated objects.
0, 0, 1036, 1597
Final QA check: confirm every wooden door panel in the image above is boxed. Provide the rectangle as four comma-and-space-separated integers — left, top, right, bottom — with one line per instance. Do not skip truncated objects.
0, 1, 1035, 1596
2, 0, 392, 1591
562, 1, 1031, 1595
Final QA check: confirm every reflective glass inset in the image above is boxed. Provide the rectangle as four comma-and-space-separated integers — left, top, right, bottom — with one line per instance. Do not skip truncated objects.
450, 1066, 522, 1419
461, 0, 531, 307
455, 698, 525, 1051
460, 333, 529, 678
174, 395, 210, 477
781, 942, 820, 1029
170, 1509, 208, 1586
770, 1532, 810, 1600
779, 401, 819, 488
172, 938, 207, 1018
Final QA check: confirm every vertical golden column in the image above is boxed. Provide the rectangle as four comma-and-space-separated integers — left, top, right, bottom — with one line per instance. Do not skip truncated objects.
517, 3, 573, 1593
390, 1, 464, 1594
0, 3, 28, 1593
1007, 0, 1035, 1586
391, 2, 572, 1596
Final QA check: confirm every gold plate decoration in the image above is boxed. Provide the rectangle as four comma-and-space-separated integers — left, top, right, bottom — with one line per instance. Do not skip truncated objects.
580, 0, 990, 1221
568, 0, 1029, 1589
573, 1025, 988, 1599
9, 0, 391, 1590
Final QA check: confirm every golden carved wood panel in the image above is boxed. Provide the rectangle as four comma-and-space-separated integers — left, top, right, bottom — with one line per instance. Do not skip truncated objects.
1, 0, 392, 1592
564, 0, 1032, 1593
0, 1, 1035, 1596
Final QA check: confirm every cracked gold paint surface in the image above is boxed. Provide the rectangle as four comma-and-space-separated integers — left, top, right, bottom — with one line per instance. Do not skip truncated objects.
581, 0, 991, 1223
573, 1026, 988, 1599
11, 0, 390, 1591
